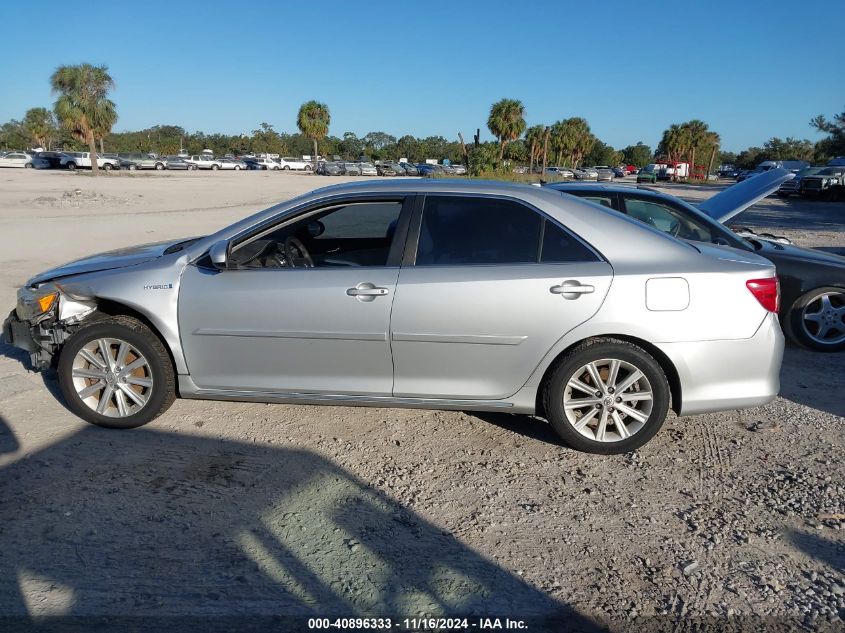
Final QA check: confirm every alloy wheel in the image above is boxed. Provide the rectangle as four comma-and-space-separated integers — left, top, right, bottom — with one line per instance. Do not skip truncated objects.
71, 338, 153, 418
801, 291, 845, 346
562, 358, 654, 442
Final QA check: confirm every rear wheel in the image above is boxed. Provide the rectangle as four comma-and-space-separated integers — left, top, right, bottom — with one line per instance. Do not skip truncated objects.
103, 163, 113, 170
787, 287, 845, 352
305, 164, 312, 171
211, 164, 219, 170
283, 165, 290, 170
128, 164, 137, 171
24, 162, 33, 169
57, 316, 176, 429
543, 338, 670, 454
67, 162, 77, 171
155, 163, 164, 170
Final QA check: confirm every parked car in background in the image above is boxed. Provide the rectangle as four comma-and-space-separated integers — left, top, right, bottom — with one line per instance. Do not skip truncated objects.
545, 170, 845, 352
317, 161, 345, 176
450, 163, 467, 175
34, 151, 64, 169
778, 167, 824, 197
398, 162, 419, 176
376, 162, 400, 176
359, 162, 378, 176
417, 163, 446, 177
636, 166, 658, 184
60, 152, 119, 171
735, 170, 756, 183
625, 165, 639, 175
242, 157, 263, 170
544, 167, 571, 178
592, 166, 614, 182
343, 162, 362, 176
278, 157, 311, 171
165, 156, 197, 170
800, 166, 845, 198
218, 158, 247, 170
118, 153, 166, 170
185, 155, 222, 170
0, 152, 48, 169
613, 167, 626, 178
574, 167, 598, 181
3, 180, 785, 454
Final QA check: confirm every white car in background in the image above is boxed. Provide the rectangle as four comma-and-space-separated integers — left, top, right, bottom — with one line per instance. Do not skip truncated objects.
184, 155, 222, 170
217, 158, 247, 170
0, 152, 48, 169
253, 157, 281, 170
60, 152, 120, 171
278, 157, 312, 171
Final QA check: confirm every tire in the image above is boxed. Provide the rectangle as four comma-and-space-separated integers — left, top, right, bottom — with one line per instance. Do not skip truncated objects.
211, 164, 219, 170
304, 164, 312, 171
235, 165, 241, 170
542, 338, 670, 454
103, 163, 113, 171
67, 162, 77, 171
57, 316, 176, 429
155, 163, 164, 170
129, 164, 137, 171
786, 287, 845, 352
24, 162, 33, 169
189, 164, 198, 171
283, 165, 290, 170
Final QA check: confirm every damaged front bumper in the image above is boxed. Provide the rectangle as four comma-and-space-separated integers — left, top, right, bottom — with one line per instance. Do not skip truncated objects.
3, 288, 96, 371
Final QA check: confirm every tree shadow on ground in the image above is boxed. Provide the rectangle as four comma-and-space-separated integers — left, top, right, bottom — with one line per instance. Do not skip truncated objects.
778, 345, 845, 418
787, 529, 845, 574
0, 426, 605, 632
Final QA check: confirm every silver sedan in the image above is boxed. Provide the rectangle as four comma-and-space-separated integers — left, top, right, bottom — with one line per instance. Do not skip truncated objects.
3, 181, 783, 453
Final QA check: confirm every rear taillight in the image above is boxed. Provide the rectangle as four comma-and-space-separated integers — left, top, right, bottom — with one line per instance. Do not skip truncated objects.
746, 277, 780, 313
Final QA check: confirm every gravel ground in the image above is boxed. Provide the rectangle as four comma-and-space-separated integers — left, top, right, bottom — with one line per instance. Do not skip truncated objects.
0, 171, 843, 632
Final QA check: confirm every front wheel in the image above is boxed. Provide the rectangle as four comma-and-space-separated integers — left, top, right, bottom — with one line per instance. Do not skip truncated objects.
24, 162, 33, 169
234, 165, 241, 170
543, 338, 670, 454
211, 164, 219, 170
66, 162, 77, 171
155, 163, 164, 170
304, 164, 312, 171
787, 287, 845, 352
57, 316, 176, 429
103, 163, 113, 170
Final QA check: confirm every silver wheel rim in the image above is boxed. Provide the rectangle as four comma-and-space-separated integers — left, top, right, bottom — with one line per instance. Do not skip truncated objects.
71, 338, 153, 418
563, 358, 653, 442
802, 291, 845, 345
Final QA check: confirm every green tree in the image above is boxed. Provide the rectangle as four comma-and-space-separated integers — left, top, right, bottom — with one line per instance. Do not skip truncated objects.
0, 119, 29, 150
811, 107, 845, 159
524, 125, 545, 174
584, 139, 621, 167
487, 98, 526, 161
684, 119, 710, 178
762, 137, 814, 162
51, 63, 117, 175
23, 107, 57, 150
704, 131, 721, 178
621, 142, 652, 167
296, 101, 330, 169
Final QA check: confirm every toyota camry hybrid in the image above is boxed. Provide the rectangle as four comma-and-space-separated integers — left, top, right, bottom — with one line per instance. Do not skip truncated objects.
3, 180, 784, 454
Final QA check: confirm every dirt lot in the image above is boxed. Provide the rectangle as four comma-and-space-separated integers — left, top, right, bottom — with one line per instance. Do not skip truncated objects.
0, 170, 843, 631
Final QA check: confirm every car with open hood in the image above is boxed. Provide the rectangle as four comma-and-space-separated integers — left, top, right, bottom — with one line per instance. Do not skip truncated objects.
544, 170, 845, 351
3, 180, 783, 454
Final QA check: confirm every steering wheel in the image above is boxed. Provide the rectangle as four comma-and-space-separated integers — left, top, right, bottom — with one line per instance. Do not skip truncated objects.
283, 236, 314, 268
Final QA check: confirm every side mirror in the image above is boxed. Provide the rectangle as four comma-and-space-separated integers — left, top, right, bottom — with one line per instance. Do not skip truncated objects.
208, 240, 230, 269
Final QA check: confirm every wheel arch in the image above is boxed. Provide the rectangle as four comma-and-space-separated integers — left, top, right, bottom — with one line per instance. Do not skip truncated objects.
534, 333, 682, 417
84, 299, 182, 394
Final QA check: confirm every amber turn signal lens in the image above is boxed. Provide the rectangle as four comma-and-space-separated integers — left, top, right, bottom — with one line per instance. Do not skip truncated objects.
37, 293, 58, 314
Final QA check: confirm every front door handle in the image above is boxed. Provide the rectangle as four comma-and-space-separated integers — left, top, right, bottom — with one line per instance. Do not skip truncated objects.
347, 282, 389, 302
550, 280, 595, 299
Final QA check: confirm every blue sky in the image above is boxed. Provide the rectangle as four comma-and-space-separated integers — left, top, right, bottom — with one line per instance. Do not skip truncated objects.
2, 2, 842, 152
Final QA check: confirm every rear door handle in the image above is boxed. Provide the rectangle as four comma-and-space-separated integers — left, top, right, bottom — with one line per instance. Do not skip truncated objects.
550, 281, 595, 298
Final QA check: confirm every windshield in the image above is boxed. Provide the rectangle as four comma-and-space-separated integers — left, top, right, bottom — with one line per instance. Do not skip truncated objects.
818, 168, 838, 176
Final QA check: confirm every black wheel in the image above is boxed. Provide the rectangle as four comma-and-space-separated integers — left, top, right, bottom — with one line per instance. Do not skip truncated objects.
304, 164, 312, 171
57, 316, 176, 429
24, 162, 33, 169
543, 338, 670, 454
235, 165, 241, 170
155, 163, 164, 170
103, 163, 113, 170
787, 287, 845, 352
211, 164, 219, 170
67, 162, 77, 170
283, 165, 290, 170
190, 164, 198, 170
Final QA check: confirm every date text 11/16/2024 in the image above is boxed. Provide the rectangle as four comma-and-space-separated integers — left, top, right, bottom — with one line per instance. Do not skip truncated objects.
307, 617, 529, 630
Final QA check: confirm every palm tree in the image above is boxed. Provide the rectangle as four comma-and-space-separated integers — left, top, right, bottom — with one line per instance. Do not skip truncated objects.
705, 131, 721, 180
487, 98, 526, 161
297, 101, 330, 170
22, 107, 57, 150
684, 119, 709, 180
524, 125, 545, 175
51, 64, 117, 176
